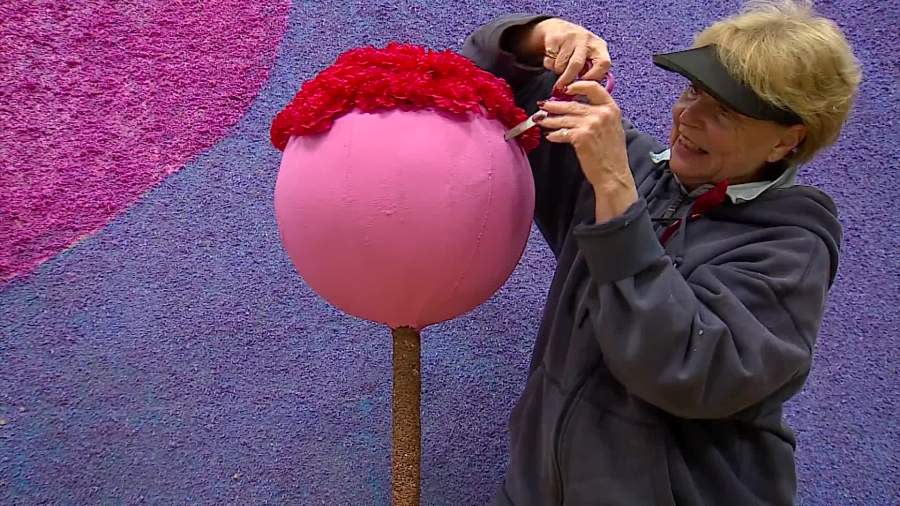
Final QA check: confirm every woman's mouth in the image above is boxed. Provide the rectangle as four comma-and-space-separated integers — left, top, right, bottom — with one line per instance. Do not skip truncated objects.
678, 135, 706, 155
676, 134, 708, 154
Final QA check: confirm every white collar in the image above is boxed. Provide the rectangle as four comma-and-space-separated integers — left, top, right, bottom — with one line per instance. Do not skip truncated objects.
650, 148, 797, 204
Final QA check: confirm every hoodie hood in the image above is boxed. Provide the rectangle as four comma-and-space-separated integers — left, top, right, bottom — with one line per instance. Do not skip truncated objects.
713, 185, 842, 285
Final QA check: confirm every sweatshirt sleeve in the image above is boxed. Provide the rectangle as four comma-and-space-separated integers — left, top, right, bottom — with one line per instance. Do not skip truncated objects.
461, 14, 556, 98
573, 200, 832, 419
462, 15, 665, 257
463, 14, 585, 259
465, 15, 642, 258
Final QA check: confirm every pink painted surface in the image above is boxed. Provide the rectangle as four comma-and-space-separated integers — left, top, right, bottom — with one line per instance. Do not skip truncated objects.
274, 109, 535, 329
0, 0, 289, 283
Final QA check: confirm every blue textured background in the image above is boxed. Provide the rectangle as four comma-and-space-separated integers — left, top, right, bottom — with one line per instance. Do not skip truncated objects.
2, 1, 898, 504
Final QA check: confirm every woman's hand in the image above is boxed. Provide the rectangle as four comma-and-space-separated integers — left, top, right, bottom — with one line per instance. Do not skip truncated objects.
532, 18, 611, 90
535, 80, 638, 222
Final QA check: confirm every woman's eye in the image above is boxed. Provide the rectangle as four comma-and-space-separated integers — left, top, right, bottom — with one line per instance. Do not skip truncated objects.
687, 84, 700, 96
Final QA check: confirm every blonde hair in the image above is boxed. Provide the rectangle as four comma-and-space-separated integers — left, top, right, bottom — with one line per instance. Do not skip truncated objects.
694, 0, 861, 165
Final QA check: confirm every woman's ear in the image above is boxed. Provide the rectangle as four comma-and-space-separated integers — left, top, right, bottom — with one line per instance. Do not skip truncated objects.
766, 124, 807, 163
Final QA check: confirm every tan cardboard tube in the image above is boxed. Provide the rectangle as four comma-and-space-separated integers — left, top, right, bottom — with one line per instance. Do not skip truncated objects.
391, 326, 421, 506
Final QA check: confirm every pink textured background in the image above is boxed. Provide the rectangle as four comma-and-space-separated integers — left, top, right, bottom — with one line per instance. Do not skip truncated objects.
0, 0, 289, 283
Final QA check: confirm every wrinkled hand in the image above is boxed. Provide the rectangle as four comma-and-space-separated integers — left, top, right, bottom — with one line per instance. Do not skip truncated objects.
535, 80, 638, 221
533, 18, 611, 90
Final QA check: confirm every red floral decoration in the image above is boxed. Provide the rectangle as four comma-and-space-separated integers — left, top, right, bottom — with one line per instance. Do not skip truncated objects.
270, 43, 540, 152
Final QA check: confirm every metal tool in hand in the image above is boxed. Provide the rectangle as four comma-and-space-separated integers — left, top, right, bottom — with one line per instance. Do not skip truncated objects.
504, 70, 616, 141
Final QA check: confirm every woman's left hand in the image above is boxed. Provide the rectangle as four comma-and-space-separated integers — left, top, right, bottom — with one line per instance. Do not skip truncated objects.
535, 80, 639, 222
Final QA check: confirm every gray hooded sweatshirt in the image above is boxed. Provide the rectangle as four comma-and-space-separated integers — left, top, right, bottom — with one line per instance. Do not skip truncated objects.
463, 14, 841, 506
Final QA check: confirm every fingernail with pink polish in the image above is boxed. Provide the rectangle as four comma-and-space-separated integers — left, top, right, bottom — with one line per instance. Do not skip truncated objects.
532, 111, 548, 122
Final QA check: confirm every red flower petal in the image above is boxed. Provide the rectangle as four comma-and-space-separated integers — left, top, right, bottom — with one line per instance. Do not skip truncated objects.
270, 43, 538, 153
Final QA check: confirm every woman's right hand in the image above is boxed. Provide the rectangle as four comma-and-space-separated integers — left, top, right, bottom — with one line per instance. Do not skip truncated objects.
530, 18, 611, 91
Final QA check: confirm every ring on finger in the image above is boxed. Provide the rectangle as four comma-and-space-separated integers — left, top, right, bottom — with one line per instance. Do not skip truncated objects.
545, 47, 559, 58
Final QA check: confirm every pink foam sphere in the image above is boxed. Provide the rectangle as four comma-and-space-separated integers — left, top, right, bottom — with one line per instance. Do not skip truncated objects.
274, 109, 535, 330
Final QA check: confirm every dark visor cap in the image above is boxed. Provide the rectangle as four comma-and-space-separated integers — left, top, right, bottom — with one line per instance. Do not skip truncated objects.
653, 44, 802, 126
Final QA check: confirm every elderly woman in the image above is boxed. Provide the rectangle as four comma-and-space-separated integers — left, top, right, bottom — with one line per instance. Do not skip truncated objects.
462, 1, 860, 505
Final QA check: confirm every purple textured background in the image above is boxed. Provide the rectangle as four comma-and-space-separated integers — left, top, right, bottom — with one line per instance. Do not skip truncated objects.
1, 1, 897, 505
